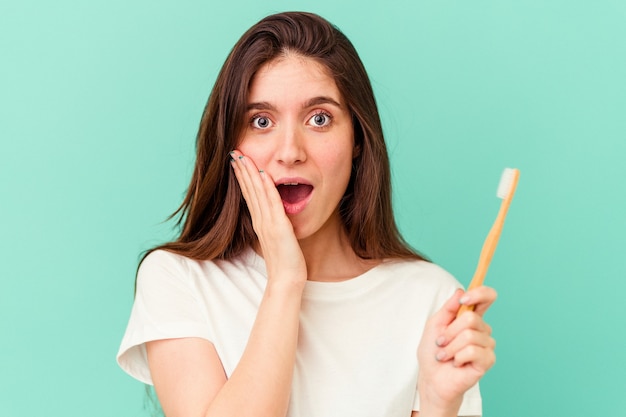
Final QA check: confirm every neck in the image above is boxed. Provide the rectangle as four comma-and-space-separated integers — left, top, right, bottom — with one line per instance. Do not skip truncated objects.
297, 216, 379, 282
252, 211, 381, 282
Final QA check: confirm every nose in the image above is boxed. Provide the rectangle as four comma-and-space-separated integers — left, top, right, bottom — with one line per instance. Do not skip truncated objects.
276, 126, 306, 166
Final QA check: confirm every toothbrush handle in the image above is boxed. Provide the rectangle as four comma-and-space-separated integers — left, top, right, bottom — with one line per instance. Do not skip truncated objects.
457, 180, 517, 317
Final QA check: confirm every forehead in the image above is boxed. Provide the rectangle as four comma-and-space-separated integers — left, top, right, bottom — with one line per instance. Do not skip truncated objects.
248, 55, 342, 104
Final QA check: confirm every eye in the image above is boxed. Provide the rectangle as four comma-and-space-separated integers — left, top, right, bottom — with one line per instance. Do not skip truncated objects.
250, 115, 273, 129
308, 111, 332, 128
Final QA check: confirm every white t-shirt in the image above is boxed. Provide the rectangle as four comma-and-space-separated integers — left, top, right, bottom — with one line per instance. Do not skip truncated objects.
117, 248, 482, 416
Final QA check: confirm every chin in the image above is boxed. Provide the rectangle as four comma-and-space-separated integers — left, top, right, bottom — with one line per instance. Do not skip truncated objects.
288, 219, 316, 242
292, 227, 315, 242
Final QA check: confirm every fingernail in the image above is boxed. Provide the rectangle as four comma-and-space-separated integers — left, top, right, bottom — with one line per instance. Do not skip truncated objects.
459, 295, 470, 305
229, 151, 235, 155
435, 351, 446, 361
435, 336, 446, 347
259, 170, 265, 178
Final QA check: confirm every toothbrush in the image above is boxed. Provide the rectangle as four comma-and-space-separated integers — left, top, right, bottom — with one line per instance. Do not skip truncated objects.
457, 168, 520, 317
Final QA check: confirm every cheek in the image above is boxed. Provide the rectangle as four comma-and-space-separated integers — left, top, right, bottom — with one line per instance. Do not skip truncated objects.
329, 137, 355, 171
323, 149, 353, 185
238, 141, 271, 165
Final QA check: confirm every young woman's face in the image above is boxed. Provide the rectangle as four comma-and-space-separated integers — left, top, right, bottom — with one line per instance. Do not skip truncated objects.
238, 55, 355, 241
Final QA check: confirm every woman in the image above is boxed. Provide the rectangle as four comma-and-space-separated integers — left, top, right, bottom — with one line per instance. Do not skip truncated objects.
117, 11, 496, 417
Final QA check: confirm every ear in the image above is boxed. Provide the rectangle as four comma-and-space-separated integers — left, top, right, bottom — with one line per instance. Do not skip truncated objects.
352, 143, 362, 159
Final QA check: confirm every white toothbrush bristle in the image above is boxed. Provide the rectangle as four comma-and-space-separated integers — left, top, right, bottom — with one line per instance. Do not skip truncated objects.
496, 168, 516, 199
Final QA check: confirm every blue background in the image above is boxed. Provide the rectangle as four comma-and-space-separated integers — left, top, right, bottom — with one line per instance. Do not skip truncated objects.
1, 1, 625, 415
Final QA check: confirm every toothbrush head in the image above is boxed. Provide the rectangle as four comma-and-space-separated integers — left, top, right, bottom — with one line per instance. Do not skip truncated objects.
496, 168, 520, 200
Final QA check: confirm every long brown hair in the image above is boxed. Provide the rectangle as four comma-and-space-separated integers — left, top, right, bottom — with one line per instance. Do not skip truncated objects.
150, 11, 425, 262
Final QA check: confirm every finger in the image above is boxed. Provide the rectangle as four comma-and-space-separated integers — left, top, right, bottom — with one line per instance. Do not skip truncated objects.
435, 328, 495, 363
439, 311, 492, 348
236, 154, 286, 226
458, 286, 497, 317
231, 151, 266, 221
230, 151, 293, 244
428, 289, 465, 331
230, 152, 254, 206
237, 153, 277, 214
452, 344, 496, 372
257, 169, 285, 217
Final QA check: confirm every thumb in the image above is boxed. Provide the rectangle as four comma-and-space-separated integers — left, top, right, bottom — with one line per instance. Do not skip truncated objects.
419, 288, 465, 365
430, 289, 464, 329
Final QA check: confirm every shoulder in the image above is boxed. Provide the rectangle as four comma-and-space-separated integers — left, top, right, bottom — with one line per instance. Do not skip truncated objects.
136, 247, 264, 291
137, 249, 192, 283
141, 249, 187, 268
132, 250, 198, 301
376, 258, 463, 310
380, 258, 460, 287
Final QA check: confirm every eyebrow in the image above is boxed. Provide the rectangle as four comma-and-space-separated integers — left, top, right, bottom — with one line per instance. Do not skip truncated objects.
303, 96, 343, 109
245, 96, 343, 112
246, 101, 276, 112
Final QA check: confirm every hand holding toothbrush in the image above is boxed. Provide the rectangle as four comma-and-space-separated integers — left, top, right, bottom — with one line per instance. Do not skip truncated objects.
416, 168, 518, 416
417, 286, 497, 416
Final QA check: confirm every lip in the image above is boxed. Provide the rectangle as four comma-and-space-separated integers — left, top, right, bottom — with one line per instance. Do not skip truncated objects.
275, 177, 314, 215
274, 177, 313, 187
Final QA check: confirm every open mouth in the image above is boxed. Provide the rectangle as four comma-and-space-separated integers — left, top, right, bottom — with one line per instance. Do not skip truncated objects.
276, 183, 314, 204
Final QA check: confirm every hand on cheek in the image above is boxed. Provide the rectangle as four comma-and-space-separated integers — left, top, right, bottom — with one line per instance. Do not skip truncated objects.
230, 150, 307, 284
